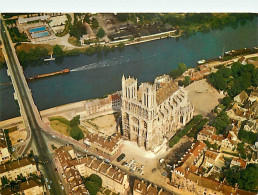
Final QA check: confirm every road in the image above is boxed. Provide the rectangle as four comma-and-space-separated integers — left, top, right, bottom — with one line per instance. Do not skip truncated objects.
0, 17, 65, 195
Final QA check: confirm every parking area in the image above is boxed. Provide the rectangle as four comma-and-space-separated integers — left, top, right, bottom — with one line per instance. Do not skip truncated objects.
111, 140, 171, 186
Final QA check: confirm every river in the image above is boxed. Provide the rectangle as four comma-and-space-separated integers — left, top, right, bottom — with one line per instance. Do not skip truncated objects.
0, 18, 257, 121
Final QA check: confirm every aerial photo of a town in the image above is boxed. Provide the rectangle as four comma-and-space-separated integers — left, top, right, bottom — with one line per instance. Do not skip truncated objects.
0, 4, 258, 195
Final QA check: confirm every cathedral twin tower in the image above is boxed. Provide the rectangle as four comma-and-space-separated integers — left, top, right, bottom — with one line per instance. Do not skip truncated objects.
121, 74, 194, 151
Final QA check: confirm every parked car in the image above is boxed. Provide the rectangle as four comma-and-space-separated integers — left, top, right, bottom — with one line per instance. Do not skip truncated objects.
116, 153, 125, 162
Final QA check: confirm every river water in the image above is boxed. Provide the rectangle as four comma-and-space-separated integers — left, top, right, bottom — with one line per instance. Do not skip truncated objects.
0, 18, 257, 121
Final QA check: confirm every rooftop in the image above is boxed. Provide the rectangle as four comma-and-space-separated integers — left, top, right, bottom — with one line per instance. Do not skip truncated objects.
156, 80, 179, 105
2, 179, 43, 195
0, 157, 35, 174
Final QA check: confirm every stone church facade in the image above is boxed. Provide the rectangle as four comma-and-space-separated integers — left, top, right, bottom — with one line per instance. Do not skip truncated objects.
121, 74, 194, 151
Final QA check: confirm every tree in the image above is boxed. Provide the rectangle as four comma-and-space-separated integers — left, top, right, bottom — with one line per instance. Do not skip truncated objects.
241, 164, 258, 191
221, 96, 232, 108
17, 50, 27, 62
83, 14, 91, 23
116, 13, 131, 21
70, 115, 80, 127
1, 176, 9, 186
117, 42, 125, 51
169, 69, 181, 79
209, 72, 227, 91
237, 142, 246, 159
96, 28, 105, 38
221, 163, 258, 191
84, 174, 102, 195
178, 63, 187, 74
28, 150, 34, 158
53, 45, 64, 57
212, 111, 230, 135
70, 126, 84, 141
91, 17, 99, 28
238, 129, 257, 145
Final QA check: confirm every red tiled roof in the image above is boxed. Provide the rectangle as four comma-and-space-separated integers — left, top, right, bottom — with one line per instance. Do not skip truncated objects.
110, 94, 121, 101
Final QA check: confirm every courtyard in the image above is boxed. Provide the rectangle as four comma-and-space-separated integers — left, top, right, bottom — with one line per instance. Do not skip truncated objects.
82, 113, 119, 136
185, 79, 224, 117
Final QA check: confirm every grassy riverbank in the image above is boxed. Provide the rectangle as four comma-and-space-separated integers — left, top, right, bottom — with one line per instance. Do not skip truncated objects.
14, 42, 123, 66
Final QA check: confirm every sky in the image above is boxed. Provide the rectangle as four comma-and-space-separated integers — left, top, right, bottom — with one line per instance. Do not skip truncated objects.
0, 0, 257, 13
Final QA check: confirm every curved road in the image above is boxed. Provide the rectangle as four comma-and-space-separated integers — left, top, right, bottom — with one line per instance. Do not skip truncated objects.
0, 18, 65, 195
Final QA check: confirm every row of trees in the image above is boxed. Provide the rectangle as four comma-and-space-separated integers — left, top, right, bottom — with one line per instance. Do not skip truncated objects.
209, 63, 258, 97
17, 42, 127, 64
8, 27, 28, 43
17, 47, 49, 63
169, 115, 203, 148
115, 13, 256, 34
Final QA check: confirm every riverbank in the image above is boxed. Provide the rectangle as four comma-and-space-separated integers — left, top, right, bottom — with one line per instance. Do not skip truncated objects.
1, 17, 257, 121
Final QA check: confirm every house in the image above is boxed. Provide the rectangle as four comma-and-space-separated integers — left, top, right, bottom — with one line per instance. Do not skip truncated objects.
221, 130, 238, 151
109, 93, 122, 110
133, 179, 170, 195
55, 145, 89, 195
1, 179, 44, 195
230, 158, 247, 169
197, 125, 216, 141
0, 130, 10, 163
190, 71, 204, 81
0, 158, 37, 185
173, 141, 207, 177
83, 133, 122, 156
55, 145, 129, 194
238, 56, 247, 65
234, 91, 248, 104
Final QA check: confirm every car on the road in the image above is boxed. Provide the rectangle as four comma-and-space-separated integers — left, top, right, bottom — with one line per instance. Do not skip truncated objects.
129, 169, 134, 173
45, 178, 48, 183
48, 185, 51, 190
161, 172, 168, 176
116, 153, 125, 162
52, 135, 56, 138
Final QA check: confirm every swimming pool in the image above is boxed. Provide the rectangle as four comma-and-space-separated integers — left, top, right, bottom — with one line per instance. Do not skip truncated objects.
31, 31, 50, 38
29, 26, 46, 33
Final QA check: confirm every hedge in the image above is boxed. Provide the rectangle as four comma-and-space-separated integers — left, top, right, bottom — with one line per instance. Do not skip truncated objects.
169, 115, 202, 148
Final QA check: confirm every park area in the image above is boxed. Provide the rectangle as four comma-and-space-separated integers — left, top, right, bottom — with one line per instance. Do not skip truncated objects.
185, 79, 224, 117
49, 115, 85, 140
